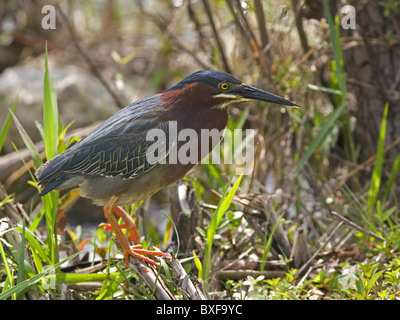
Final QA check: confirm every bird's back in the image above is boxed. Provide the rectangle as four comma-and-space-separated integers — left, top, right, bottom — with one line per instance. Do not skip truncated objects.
35, 95, 172, 196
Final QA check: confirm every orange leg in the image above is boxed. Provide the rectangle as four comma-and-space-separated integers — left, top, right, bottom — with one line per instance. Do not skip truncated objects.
103, 196, 170, 268
113, 206, 140, 243
98, 207, 139, 243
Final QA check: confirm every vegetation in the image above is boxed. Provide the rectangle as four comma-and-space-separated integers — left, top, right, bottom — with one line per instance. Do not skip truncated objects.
0, 0, 399, 300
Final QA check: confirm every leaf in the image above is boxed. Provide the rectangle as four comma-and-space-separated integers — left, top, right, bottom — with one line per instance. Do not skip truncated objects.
307, 83, 343, 95
260, 213, 285, 272
0, 91, 19, 152
367, 270, 384, 293
0, 252, 80, 300
294, 102, 345, 174
10, 110, 43, 168
367, 103, 388, 211
43, 42, 59, 161
193, 251, 203, 280
202, 174, 243, 281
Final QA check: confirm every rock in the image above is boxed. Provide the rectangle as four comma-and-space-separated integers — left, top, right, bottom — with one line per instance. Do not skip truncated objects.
0, 65, 118, 153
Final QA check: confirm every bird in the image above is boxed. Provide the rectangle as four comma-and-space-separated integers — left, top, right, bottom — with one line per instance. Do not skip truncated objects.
35, 70, 298, 268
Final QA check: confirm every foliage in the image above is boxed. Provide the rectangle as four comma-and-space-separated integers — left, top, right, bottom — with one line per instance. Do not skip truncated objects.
0, 0, 399, 300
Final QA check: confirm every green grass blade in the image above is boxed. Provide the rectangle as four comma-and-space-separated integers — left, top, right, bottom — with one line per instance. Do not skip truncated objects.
202, 174, 243, 281
367, 103, 389, 211
193, 251, 203, 280
0, 252, 80, 300
294, 102, 345, 174
43, 42, 59, 161
16, 219, 26, 286
42, 192, 59, 264
10, 110, 43, 168
40, 43, 61, 265
295, 1, 356, 174
6, 226, 52, 264
382, 152, 400, 201
54, 272, 121, 285
260, 213, 284, 272
307, 83, 343, 96
0, 239, 15, 299
0, 91, 19, 152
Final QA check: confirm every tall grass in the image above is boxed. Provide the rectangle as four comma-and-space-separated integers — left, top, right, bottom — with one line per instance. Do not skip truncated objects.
294, 0, 356, 174
1, 44, 65, 299
201, 174, 243, 282
41, 43, 61, 265
367, 103, 388, 212
0, 92, 19, 153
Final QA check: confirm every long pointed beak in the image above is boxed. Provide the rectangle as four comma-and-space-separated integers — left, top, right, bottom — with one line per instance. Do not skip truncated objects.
239, 84, 299, 107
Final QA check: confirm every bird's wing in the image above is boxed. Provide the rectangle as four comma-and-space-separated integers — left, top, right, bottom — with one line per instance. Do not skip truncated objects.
35, 99, 175, 196
62, 120, 171, 179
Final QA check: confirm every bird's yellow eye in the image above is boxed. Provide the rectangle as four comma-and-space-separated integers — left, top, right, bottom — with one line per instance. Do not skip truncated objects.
219, 82, 229, 90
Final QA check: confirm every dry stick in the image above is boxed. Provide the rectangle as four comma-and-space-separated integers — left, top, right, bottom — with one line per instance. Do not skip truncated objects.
360, 10, 400, 57
254, 0, 269, 48
202, 0, 231, 74
165, 254, 210, 300
135, 5, 213, 78
152, 21, 214, 71
0, 183, 22, 222
328, 210, 386, 242
294, 221, 344, 279
219, 247, 254, 271
337, 135, 400, 189
253, 0, 272, 80
55, 3, 126, 109
391, 15, 400, 40
135, 1, 190, 98
225, 0, 269, 77
126, 246, 209, 300
358, 16, 390, 104
127, 253, 174, 300
187, 0, 208, 53
291, 0, 311, 56
225, 0, 252, 49
233, 0, 267, 68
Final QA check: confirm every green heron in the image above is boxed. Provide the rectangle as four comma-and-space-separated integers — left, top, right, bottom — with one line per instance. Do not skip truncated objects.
35, 70, 298, 267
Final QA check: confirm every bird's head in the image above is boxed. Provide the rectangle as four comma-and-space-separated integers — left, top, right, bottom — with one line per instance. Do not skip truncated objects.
163, 70, 299, 109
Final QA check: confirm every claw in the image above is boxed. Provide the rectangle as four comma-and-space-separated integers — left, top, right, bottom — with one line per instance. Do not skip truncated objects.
124, 244, 171, 268
98, 222, 113, 231
103, 196, 171, 268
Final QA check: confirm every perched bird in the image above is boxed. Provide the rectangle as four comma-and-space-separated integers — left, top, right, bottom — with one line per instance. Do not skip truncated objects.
35, 70, 298, 267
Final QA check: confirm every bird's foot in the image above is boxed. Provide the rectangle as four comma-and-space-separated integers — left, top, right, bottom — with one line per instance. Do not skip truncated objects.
123, 244, 171, 268
98, 223, 170, 268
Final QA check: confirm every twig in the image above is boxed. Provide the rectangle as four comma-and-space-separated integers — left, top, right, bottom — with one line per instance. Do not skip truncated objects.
294, 221, 344, 278
135, 1, 205, 99
55, 3, 126, 109
225, 0, 269, 77
128, 254, 174, 300
328, 210, 386, 242
337, 135, 400, 189
0, 183, 22, 222
358, 15, 390, 103
202, 0, 231, 73
359, 9, 400, 57
165, 254, 210, 300
254, 0, 269, 48
187, 0, 208, 52
220, 247, 254, 271
291, 0, 311, 56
